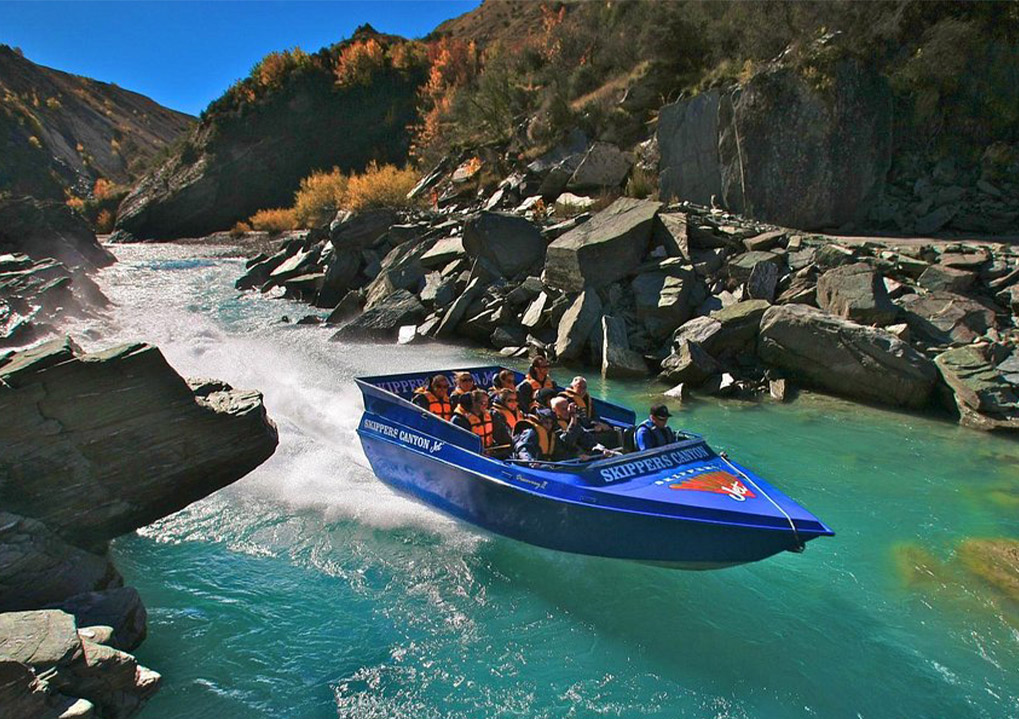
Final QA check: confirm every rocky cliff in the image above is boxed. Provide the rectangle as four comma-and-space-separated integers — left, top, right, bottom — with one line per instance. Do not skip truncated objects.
0, 44, 193, 202
0, 338, 279, 717
0, 197, 114, 348
115, 30, 426, 240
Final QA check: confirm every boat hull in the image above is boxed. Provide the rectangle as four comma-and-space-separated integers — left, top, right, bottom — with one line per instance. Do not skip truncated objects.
359, 427, 815, 569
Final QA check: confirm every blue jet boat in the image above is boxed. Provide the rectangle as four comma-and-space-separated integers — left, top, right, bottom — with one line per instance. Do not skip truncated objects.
356, 366, 833, 569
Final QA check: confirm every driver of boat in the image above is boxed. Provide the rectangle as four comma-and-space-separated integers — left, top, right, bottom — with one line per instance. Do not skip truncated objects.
452, 389, 495, 451
449, 371, 476, 410
411, 374, 453, 421
634, 404, 678, 451
516, 356, 554, 410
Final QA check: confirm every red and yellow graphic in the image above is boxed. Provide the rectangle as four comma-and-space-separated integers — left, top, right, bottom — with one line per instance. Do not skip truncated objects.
669, 470, 756, 502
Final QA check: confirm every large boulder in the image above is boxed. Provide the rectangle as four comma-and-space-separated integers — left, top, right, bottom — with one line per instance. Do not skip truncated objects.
934, 344, 1019, 431
363, 238, 435, 309
0, 609, 160, 719
566, 142, 632, 191
758, 304, 938, 408
462, 212, 545, 277
331, 289, 425, 342
630, 267, 695, 340
816, 262, 898, 325
601, 315, 647, 378
555, 290, 602, 361
717, 58, 892, 230
659, 340, 721, 385
0, 512, 121, 613
58, 587, 147, 652
544, 198, 661, 292
670, 300, 772, 359
899, 292, 997, 345
0, 338, 279, 547
657, 90, 723, 205
329, 209, 398, 250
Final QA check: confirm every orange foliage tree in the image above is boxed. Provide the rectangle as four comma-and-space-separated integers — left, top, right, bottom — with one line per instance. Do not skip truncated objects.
334, 38, 386, 88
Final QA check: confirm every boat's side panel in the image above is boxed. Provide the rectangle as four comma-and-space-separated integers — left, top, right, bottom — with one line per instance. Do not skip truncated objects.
358, 421, 806, 568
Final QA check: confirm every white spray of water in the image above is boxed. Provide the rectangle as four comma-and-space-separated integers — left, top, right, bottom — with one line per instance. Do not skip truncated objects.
67, 242, 480, 537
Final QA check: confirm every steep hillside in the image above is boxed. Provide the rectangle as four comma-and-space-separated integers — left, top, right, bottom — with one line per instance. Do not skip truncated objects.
0, 45, 193, 202
115, 28, 427, 240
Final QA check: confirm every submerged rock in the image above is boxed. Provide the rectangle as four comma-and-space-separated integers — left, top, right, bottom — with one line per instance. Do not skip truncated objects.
0, 338, 279, 547
758, 304, 938, 408
957, 539, 1019, 603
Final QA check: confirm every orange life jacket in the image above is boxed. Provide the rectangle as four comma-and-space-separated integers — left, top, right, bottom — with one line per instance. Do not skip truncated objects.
455, 405, 494, 448
493, 404, 522, 432
415, 388, 452, 421
526, 373, 554, 393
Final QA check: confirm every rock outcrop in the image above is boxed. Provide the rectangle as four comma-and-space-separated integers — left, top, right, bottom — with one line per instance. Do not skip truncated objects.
0, 609, 160, 719
758, 304, 938, 408
935, 344, 1019, 431
0, 337, 279, 547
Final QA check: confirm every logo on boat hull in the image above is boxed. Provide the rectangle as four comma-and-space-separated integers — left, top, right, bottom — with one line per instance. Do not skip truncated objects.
668, 470, 756, 502
362, 418, 445, 454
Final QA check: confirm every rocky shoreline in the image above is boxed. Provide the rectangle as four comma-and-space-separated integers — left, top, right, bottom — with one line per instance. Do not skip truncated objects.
229, 146, 1019, 434
0, 335, 279, 716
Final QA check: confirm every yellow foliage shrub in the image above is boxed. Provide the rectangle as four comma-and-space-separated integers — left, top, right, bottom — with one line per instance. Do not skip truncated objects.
95, 209, 114, 233
230, 221, 253, 237
65, 196, 85, 211
334, 39, 385, 88
255, 48, 311, 89
93, 177, 114, 201
293, 168, 347, 228
247, 207, 297, 232
343, 162, 419, 212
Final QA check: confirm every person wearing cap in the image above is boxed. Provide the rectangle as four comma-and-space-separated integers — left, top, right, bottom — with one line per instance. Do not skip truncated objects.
533, 387, 558, 410
516, 356, 554, 410
634, 404, 678, 451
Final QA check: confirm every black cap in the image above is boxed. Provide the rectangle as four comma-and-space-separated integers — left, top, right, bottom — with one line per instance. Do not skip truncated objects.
650, 404, 672, 419
535, 388, 557, 405
535, 408, 555, 421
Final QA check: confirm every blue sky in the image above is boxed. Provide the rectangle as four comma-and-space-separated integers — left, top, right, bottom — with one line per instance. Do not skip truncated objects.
0, 1, 481, 116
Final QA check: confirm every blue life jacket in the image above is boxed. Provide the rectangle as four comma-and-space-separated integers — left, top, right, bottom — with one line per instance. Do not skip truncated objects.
634, 419, 676, 451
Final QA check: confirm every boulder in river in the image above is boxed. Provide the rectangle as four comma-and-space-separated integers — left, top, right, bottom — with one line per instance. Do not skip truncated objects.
934, 344, 1019, 431
0, 512, 121, 614
0, 337, 279, 548
332, 289, 425, 342
544, 197, 661, 292
758, 304, 938, 408
601, 315, 647, 378
555, 290, 602, 361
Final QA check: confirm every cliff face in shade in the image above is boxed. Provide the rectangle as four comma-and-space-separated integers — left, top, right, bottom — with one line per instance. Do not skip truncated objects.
0, 337, 279, 548
0, 45, 193, 201
114, 32, 426, 240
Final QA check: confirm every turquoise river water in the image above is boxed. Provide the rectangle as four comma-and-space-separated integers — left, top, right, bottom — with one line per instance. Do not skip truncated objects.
67, 242, 1019, 719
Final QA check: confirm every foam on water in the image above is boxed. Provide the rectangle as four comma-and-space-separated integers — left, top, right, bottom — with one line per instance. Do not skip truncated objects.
62, 242, 1019, 719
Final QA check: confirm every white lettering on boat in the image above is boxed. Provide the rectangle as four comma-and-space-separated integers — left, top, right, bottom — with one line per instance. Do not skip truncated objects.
598, 445, 711, 483
362, 418, 444, 453
375, 370, 501, 397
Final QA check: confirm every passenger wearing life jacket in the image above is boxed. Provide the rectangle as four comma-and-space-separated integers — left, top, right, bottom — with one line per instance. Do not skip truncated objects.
559, 375, 617, 443
411, 374, 453, 421
452, 389, 495, 451
488, 369, 517, 404
634, 404, 678, 451
513, 408, 570, 463
491, 388, 523, 450
449, 371, 476, 411
550, 397, 620, 460
516, 357, 554, 411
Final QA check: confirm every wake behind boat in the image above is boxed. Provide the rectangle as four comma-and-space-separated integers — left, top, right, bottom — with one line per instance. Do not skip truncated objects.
355, 366, 833, 569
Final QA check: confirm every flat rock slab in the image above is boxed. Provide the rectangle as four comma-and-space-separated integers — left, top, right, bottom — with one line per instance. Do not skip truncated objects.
544, 197, 662, 292
333, 289, 425, 341
463, 212, 545, 277
935, 344, 1019, 431
758, 304, 937, 408
0, 339, 279, 547
900, 292, 996, 345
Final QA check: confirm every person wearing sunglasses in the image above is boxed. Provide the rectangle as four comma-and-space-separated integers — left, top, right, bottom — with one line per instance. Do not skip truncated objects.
411, 374, 453, 421
449, 371, 476, 410
490, 388, 523, 456
516, 356, 554, 410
